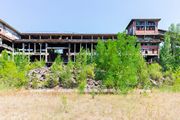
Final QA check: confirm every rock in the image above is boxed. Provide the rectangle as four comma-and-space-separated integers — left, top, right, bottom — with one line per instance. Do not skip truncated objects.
86, 78, 101, 89
28, 67, 51, 88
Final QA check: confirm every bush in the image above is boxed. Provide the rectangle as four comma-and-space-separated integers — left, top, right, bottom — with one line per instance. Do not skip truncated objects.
172, 68, 180, 91
95, 33, 150, 92
0, 51, 28, 88
148, 63, 163, 82
163, 70, 176, 85
78, 81, 86, 94
44, 74, 59, 88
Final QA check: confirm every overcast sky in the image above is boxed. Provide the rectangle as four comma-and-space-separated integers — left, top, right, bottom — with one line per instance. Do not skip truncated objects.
0, 0, 180, 33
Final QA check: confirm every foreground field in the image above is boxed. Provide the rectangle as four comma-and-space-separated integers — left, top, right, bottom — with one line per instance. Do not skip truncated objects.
0, 90, 180, 120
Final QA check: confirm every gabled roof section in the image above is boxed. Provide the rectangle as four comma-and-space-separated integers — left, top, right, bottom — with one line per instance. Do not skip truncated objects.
0, 19, 20, 34
126, 18, 161, 29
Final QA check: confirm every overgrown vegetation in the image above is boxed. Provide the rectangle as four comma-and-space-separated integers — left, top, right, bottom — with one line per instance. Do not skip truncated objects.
0, 50, 45, 89
159, 24, 180, 91
95, 33, 150, 93
0, 29, 179, 93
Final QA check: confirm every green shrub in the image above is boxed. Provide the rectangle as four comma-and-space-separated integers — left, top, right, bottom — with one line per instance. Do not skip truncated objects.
44, 75, 59, 88
104, 75, 114, 89
172, 68, 180, 91
0, 51, 28, 89
31, 78, 39, 89
60, 68, 73, 88
95, 33, 150, 92
163, 70, 176, 85
78, 81, 86, 94
86, 64, 95, 79
148, 63, 163, 82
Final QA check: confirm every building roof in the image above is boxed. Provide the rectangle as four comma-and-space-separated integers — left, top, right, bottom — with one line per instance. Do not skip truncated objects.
126, 18, 161, 29
21, 32, 116, 36
0, 19, 21, 34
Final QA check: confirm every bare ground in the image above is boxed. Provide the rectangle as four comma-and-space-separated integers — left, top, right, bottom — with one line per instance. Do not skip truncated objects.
0, 89, 180, 120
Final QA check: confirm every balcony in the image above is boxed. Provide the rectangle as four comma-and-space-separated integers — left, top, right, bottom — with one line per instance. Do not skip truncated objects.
141, 45, 159, 50
135, 30, 158, 35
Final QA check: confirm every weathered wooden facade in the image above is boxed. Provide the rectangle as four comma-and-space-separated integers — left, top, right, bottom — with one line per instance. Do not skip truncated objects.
0, 18, 165, 64
126, 18, 166, 62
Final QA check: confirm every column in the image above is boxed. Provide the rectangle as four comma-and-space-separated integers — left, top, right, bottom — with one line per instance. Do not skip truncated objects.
28, 43, 30, 61
39, 43, 42, 61
12, 43, 14, 61
34, 43, 36, 53
45, 43, 48, 63
80, 43, 82, 51
86, 43, 87, 54
68, 43, 71, 61
74, 43, 76, 62
91, 43, 93, 61
22, 43, 25, 54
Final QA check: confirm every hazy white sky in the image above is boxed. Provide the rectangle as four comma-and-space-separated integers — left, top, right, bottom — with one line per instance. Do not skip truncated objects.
0, 0, 180, 33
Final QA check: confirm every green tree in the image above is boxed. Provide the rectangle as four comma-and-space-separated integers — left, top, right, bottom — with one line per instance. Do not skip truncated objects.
167, 24, 180, 70
148, 63, 163, 83
160, 34, 173, 71
95, 33, 150, 92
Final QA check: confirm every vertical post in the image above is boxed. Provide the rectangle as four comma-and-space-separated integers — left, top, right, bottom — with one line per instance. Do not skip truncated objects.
91, 36, 93, 62
45, 43, 48, 63
22, 43, 25, 54
12, 42, 14, 61
91, 43, 93, 61
158, 47, 160, 59
80, 43, 82, 51
74, 43, 76, 62
40, 43, 42, 61
34, 43, 36, 53
28, 43, 30, 62
86, 43, 87, 54
68, 43, 71, 62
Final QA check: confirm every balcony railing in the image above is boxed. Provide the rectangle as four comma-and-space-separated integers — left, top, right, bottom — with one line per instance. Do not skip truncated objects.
141, 45, 159, 49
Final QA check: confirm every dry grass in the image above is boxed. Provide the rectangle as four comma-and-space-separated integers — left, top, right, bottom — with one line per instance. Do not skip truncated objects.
0, 90, 180, 120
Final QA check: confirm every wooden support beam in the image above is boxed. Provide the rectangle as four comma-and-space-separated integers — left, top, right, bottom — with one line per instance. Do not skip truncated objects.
86, 43, 87, 54
45, 43, 48, 63
12, 43, 14, 61
80, 43, 82, 50
68, 43, 71, 61
28, 43, 30, 62
74, 43, 76, 62
34, 43, 36, 53
22, 43, 25, 53
39, 43, 42, 61
91, 43, 93, 61
91, 36, 93, 40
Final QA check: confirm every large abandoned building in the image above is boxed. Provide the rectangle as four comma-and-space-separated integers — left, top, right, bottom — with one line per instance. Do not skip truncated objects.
0, 18, 165, 64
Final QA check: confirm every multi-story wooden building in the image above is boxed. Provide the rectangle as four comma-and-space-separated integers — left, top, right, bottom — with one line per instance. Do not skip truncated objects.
0, 18, 165, 64
126, 18, 166, 62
